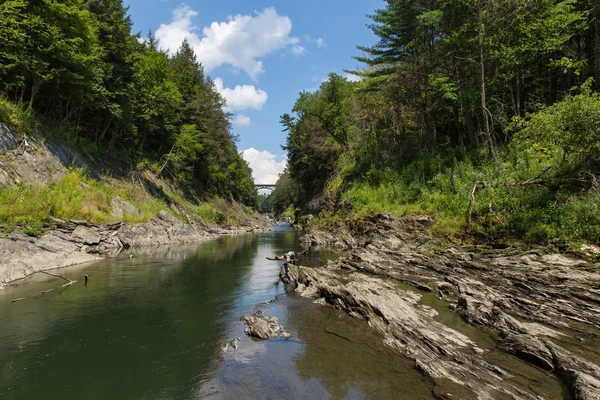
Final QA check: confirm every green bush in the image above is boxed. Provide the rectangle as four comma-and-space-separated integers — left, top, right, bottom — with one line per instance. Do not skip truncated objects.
23, 222, 43, 238
195, 203, 221, 223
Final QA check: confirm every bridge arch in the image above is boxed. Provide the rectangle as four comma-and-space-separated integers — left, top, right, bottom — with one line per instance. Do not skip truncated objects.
255, 184, 276, 191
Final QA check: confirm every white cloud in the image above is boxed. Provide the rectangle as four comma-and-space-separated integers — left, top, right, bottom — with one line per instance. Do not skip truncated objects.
344, 73, 362, 82
305, 35, 327, 49
291, 45, 307, 56
233, 114, 252, 126
156, 6, 299, 80
241, 148, 287, 184
214, 78, 268, 112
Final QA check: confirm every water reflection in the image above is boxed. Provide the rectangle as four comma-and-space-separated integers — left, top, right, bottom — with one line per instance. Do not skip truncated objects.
0, 227, 435, 400
0, 234, 262, 400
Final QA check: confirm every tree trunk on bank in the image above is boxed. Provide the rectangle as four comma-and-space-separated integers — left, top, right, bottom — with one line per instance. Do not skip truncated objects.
478, 0, 494, 158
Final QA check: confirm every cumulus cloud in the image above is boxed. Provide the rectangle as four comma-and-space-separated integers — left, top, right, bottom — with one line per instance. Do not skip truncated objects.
241, 148, 287, 184
214, 78, 268, 112
233, 114, 252, 126
156, 6, 299, 80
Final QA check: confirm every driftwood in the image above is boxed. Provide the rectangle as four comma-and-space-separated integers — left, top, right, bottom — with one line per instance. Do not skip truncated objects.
41, 271, 77, 288
10, 271, 78, 304
11, 297, 26, 303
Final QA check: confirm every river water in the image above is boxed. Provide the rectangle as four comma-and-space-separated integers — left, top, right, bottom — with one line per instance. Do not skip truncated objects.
0, 225, 434, 399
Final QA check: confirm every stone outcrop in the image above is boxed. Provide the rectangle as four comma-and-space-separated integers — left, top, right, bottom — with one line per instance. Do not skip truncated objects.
243, 313, 289, 340
284, 213, 600, 399
0, 213, 267, 284
110, 197, 140, 219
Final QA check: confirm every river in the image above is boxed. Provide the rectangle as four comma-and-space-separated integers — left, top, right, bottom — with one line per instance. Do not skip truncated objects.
0, 225, 434, 399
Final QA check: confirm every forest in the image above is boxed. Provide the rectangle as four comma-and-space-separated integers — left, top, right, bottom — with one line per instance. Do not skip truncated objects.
0, 0, 257, 208
268, 0, 600, 245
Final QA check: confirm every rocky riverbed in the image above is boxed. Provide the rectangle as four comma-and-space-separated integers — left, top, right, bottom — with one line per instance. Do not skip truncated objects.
279, 214, 600, 399
0, 211, 267, 284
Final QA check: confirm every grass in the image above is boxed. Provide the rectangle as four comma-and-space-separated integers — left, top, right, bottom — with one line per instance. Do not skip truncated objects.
194, 203, 221, 223
0, 169, 167, 225
335, 152, 600, 245
0, 96, 35, 135
0, 97, 260, 231
23, 222, 43, 238
0, 168, 260, 231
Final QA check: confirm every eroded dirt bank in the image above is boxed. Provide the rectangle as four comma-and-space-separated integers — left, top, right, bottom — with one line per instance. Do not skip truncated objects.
0, 212, 267, 284
281, 214, 600, 399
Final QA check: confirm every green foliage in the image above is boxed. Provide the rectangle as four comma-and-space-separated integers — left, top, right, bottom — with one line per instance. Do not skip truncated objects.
0, 1, 257, 212
277, 0, 600, 245
266, 171, 296, 217
23, 222, 43, 238
0, 96, 34, 133
281, 74, 355, 209
0, 224, 14, 234
0, 170, 166, 225
161, 124, 204, 179
194, 203, 220, 223
511, 79, 600, 175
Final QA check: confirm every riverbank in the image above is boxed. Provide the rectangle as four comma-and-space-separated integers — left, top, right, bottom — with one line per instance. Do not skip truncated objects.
0, 114, 271, 285
0, 211, 268, 285
281, 214, 600, 399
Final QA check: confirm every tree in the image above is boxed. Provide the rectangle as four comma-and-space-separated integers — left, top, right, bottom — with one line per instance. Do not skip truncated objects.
129, 48, 181, 153
87, 0, 136, 143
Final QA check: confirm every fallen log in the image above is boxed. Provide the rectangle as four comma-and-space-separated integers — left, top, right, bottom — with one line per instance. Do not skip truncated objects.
9, 271, 79, 304
40, 271, 73, 284
61, 280, 77, 288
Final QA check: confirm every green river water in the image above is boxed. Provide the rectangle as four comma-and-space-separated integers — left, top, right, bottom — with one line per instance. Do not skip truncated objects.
0, 225, 434, 399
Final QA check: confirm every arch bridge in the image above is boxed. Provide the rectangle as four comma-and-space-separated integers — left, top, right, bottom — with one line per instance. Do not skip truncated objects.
255, 184, 276, 191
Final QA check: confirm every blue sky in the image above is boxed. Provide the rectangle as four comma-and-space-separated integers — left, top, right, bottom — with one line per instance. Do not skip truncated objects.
124, 0, 383, 183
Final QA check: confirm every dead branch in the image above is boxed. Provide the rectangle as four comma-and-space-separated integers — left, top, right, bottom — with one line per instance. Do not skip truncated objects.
40, 271, 73, 283
8, 271, 78, 302
503, 177, 592, 188
468, 181, 486, 222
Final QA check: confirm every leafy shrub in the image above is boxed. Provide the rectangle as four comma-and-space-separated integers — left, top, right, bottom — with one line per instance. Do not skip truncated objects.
23, 222, 43, 237
195, 203, 221, 223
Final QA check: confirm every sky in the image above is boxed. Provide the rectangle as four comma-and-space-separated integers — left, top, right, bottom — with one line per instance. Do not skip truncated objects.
123, 0, 383, 184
